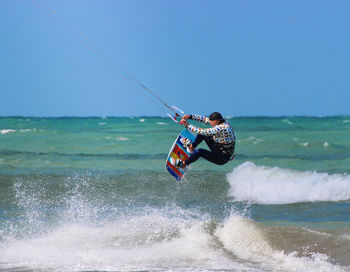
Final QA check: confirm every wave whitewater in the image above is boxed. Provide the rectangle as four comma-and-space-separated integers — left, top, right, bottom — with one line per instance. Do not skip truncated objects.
1, 210, 347, 272
216, 214, 347, 272
227, 162, 350, 204
0, 169, 349, 271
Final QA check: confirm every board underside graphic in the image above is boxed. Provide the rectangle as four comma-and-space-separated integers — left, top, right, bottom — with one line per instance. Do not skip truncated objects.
166, 129, 196, 181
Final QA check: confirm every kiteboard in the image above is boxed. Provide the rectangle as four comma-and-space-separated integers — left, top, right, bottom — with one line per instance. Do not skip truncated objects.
166, 129, 196, 182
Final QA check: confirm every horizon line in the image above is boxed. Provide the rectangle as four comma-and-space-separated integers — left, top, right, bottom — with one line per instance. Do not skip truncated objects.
1, 115, 349, 119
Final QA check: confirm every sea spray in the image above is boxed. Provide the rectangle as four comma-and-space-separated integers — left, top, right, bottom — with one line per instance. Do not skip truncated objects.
0, 207, 234, 271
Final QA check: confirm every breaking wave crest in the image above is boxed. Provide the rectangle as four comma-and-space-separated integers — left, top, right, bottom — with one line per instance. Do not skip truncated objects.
216, 214, 346, 272
227, 162, 350, 204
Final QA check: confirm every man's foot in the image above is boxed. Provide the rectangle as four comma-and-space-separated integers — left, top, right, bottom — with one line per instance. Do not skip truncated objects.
180, 138, 194, 153
175, 159, 186, 168
180, 137, 191, 146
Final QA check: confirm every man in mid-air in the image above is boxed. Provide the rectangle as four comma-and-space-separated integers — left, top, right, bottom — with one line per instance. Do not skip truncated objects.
175, 112, 236, 168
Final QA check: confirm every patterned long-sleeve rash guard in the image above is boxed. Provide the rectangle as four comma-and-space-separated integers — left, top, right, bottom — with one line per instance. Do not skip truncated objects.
185, 114, 236, 145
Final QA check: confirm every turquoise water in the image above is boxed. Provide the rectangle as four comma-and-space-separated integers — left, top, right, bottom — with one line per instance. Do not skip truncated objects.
1, 116, 350, 271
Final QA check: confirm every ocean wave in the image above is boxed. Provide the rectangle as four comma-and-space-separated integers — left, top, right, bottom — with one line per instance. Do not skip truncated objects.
239, 136, 264, 144
0, 129, 16, 135
283, 119, 294, 125
238, 149, 350, 161
227, 162, 350, 204
0, 129, 38, 135
0, 149, 165, 160
104, 136, 130, 141
1, 209, 347, 272
1, 176, 349, 272
115, 136, 130, 141
216, 213, 347, 272
0, 206, 235, 272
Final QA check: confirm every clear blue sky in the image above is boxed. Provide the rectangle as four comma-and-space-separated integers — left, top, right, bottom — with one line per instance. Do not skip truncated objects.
1, 0, 349, 117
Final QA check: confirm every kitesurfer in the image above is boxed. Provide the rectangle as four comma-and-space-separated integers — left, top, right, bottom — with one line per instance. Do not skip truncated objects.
176, 112, 236, 168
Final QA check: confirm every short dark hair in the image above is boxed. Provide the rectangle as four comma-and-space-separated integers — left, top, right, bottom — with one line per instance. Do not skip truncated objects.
209, 112, 223, 121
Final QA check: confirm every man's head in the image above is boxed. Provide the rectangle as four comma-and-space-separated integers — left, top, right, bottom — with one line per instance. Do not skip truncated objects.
209, 112, 224, 127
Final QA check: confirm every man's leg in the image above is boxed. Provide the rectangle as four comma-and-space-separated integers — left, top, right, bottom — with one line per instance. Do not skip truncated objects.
186, 148, 228, 166
180, 134, 228, 167
191, 134, 207, 149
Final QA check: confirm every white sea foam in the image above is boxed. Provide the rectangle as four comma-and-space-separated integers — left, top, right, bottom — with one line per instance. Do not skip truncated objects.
98, 122, 106, 126
0, 129, 38, 135
216, 214, 345, 272
115, 137, 129, 141
283, 119, 293, 125
139, 119, 145, 122
0, 129, 16, 135
156, 122, 167, 125
300, 142, 309, 147
0, 180, 260, 271
227, 162, 350, 204
0, 212, 248, 272
0, 202, 346, 272
1, 177, 347, 272
242, 136, 264, 144
342, 234, 350, 241
104, 136, 129, 141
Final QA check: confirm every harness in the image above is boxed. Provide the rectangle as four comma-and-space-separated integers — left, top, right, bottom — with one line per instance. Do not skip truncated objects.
218, 141, 236, 160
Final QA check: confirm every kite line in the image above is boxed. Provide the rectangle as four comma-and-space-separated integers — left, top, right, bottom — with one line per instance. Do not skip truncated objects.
31, 0, 184, 122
